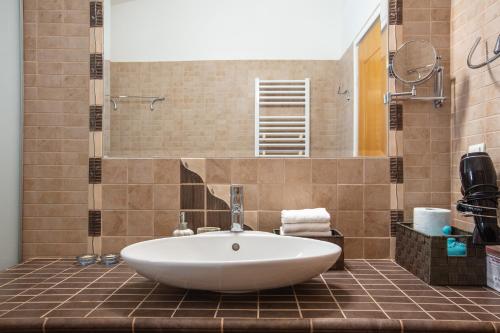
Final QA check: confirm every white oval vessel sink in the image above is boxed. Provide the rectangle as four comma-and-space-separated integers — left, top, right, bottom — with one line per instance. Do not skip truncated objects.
121, 231, 341, 293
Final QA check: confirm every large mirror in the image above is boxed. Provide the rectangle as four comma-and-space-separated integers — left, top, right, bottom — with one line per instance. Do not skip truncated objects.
103, 0, 389, 158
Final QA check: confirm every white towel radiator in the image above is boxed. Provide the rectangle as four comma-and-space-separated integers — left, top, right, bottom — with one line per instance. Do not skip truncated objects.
255, 78, 310, 157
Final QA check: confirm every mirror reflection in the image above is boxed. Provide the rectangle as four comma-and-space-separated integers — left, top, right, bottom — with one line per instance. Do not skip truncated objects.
103, 0, 389, 158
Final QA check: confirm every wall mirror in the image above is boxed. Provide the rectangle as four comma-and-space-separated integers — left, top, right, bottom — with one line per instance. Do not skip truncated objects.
103, 0, 389, 158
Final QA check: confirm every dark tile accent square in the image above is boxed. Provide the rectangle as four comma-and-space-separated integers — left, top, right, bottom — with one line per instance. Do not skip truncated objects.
181, 163, 204, 184
89, 106, 103, 131
88, 210, 101, 237
389, 103, 402, 130
182, 211, 205, 232
389, 157, 403, 184
180, 185, 205, 210
390, 210, 404, 237
90, 1, 103, 27
388, 52, 396, 78
206, 211, 231, 230
90, 53, 103, 80
389, 0, 403, 25
206, 189, 230, 210
89, 158, 102, 184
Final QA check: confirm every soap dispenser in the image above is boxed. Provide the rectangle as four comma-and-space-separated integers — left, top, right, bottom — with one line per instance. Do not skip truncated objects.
173, 212, 194, 237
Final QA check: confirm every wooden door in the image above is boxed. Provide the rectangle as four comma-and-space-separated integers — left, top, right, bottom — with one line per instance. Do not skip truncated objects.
358, 18, 386, 156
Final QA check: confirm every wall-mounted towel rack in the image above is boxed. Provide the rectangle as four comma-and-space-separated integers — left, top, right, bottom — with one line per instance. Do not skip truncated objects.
467, 34, 500, 69
108, 95, 165, 111
255, 78, 310, 157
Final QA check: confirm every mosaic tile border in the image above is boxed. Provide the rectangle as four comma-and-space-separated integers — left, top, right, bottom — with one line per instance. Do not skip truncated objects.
89, 0, 104, 253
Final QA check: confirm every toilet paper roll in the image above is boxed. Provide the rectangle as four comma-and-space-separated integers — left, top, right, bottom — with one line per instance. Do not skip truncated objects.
413, 207, 451, 236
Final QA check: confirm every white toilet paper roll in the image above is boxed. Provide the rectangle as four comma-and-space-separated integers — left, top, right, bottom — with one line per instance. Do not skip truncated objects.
413, 207, 451, 236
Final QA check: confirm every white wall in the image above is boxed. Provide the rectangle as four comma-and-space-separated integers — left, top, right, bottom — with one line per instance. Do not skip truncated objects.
0, 0, 21, 269
108, 0, 344, 61
106, 0, 380, 61
340, 0, 381, 53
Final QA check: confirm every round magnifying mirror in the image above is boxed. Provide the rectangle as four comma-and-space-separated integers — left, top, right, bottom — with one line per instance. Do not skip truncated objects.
392, 40, 438, 85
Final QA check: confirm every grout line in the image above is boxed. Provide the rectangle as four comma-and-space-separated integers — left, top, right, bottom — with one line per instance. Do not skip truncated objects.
128, 282, 160, 318
213, 292, 222, 318
343, 260, 390, 319
84, 266, 138, 318
41, 262, 124, 318
170, 290, 188, 318
2, 260, 92, 317
291, 284, 303, 319
257, 290, 260, 319
0, 259, 61, 289
319, 274, 346, 319
448, 286, 500, 321
365, 260, 436, 320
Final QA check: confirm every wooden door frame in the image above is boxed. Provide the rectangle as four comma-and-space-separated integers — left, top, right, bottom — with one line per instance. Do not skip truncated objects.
352, 5, 382, 157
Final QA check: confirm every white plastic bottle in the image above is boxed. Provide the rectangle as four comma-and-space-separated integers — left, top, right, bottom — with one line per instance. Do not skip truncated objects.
172, 212, 194, 237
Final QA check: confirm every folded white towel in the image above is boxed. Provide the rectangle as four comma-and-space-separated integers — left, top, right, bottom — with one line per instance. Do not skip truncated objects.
281, 222, 331, 233
281, 208, 330, 224
280, 227, 331, 237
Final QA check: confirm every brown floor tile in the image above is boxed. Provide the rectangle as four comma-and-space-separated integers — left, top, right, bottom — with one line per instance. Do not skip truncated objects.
258, 310, 301, 318
338, 302, 380, 311
179, 301, 219, 309
173, 309, 216, 317
88, 308, 133, 317
372, 296, 413, 303
1, 309, 48, 318
428, 311, 477, 321
419, 303, 464, 312
410, 296, 453, 304
138, 301, 179, 309
299, 302, 339, 310
343, 310, 388, 319
45, 309, 91, 318
471, 312, 499, 321
219, 302, 256, 310
216, 310, 257, 318
335, 295, 372, 303
386, 311, 432, 320
301, 310, 343, 318
131, 309, 174, 317
378, 303, 422, 312
259, 302, 298, 310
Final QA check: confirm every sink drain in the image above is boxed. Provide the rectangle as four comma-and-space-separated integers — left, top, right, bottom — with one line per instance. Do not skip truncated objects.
232, 243, 240, 251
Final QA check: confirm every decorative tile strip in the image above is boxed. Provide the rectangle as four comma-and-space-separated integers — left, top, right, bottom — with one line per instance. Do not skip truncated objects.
90, 1, 103, 27
389, 0, 403, 25
90, 53, 103, 80
389, 103, 403, 131
388, 51, 396, 78
88, 210, 102, 237
89, 158, 102, 184
390, 210, 404, 237
89, 105, 103, 131
390, 156, 403, 184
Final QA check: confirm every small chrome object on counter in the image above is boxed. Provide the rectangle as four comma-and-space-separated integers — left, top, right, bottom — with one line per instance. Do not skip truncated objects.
196, 227, 221, 234
76, 254, 98, 266
100, 254, 120, 266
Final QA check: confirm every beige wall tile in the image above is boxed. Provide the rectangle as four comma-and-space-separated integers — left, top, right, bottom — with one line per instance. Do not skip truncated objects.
128, 185, 154, 210
102, 185, 127, 210
337, 159, 364, 184
128, 211, 154, 236
102, 211, 127, 236
206, 159, 231, 184
258, 159, 284, 184
102, 159, 127, 184
154, 185, 180, 210
284, 159, 312, 184
153, 159, 180, 184
338, 185, 364, 210
312, 159, 337, 184
128, 159, 154, 184
231, 159, 258, 184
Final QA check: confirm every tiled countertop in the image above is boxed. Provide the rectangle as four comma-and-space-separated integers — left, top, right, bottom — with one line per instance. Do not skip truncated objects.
0, 259, 499, 332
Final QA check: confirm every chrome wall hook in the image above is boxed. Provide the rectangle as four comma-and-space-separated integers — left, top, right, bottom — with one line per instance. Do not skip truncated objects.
467, 34, 500, 69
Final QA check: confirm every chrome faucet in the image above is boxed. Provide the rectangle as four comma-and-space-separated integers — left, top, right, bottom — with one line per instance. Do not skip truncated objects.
230, 185, 244, 232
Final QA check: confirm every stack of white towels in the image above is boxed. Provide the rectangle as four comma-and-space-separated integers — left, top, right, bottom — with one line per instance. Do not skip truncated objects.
280, 208, 331, 237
